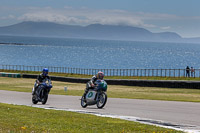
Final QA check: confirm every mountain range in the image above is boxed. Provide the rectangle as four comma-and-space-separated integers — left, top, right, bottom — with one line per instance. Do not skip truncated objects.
0, 21, 200, 43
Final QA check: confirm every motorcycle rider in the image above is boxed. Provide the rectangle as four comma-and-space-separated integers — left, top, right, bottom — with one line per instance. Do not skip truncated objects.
83, 71, 104, 98
32, 68, 51, 96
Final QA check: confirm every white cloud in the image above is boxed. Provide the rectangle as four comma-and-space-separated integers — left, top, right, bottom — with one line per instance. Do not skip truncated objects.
0, 15, 15, 20
160, 26, 171, 30
137, 12, 179, 20
17, 7, 159, 28
19, 12, 69, 23
2, 6, 199, 35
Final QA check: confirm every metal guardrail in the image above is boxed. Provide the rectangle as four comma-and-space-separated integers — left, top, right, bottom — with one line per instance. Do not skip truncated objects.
0, 64, 198, 77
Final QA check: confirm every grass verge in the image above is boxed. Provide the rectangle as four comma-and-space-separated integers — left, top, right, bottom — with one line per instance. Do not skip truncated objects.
0, 103, 183, 133
1, 77, 200, 102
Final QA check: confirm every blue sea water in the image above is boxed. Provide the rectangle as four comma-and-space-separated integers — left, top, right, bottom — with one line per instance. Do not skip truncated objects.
0, 35, 200, 69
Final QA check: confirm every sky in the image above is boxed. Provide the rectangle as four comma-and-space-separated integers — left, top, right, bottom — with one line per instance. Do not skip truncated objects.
0, 0, 200, 38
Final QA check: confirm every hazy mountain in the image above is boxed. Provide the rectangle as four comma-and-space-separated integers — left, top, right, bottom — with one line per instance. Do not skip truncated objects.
183, 37, 200, 44
0, 21, 199, 43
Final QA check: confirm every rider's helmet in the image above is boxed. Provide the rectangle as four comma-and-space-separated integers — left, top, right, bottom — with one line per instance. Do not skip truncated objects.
97, 71, 104, 80
42, 68, 48, 76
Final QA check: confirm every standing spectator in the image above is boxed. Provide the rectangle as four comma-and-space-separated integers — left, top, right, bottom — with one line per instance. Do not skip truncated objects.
186, 66, 190, 77
191, 67, 195, 77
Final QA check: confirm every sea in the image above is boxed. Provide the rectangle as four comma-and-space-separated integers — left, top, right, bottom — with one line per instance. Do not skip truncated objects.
0, 35, 200, 69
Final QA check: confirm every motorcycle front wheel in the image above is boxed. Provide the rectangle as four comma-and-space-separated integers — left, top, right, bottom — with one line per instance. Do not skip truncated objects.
42, 94, 48, 104
81, 95, 87, 108
32, 95, 38, 104
96, 92, 107, 109
40, 89, 48, 104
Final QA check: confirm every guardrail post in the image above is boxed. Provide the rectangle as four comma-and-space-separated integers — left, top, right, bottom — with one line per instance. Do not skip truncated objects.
156, 69, 158, 77
199, 69, 200, 78
174, 69, 175, 77
184, 69, 186, 77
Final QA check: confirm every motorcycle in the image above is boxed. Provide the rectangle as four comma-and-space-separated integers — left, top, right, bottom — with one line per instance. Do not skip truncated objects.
81, 79, 107, 108
32, 79, 52, 104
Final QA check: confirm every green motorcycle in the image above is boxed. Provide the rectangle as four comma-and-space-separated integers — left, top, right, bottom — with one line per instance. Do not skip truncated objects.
81, 80, 107, 109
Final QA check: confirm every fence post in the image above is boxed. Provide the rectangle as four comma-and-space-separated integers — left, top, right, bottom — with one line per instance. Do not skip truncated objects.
174, 69, 175, 77
165, 69, 167, 77
184, 69, 186, 77
199, 69, 200, 78
156, 69, 158, 77
152, 69, 154, 77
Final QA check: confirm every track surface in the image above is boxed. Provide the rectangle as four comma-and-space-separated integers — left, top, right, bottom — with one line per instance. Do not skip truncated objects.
1, 90, 200, 132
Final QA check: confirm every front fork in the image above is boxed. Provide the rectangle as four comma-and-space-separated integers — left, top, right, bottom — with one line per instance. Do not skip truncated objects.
32, 82, 38, 95
95, 91, 101, 101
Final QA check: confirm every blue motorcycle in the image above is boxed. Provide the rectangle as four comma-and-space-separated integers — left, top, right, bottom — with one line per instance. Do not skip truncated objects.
32, 79, 52, 104
81, 80, 107, 108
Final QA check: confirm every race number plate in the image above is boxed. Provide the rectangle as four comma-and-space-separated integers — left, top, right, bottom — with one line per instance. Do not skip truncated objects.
86, 90, 96, 101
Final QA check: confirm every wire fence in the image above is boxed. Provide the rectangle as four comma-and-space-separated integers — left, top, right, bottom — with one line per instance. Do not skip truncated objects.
0, 64, 198, 77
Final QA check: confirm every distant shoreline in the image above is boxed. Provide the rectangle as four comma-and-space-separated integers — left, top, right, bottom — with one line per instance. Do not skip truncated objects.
0, 42, 24, 45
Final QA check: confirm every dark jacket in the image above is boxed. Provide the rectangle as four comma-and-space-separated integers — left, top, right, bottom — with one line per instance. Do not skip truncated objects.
186, 66, 190, 72
37, 73, 50, 83
86, 75, 98, 89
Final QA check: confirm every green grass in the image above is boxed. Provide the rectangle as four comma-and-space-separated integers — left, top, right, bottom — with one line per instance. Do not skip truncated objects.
108, 87, 200, 102
0, 103, 183, 133
1, 69, 199, 80
1, 77, 200, 102
0, 75, 194, 132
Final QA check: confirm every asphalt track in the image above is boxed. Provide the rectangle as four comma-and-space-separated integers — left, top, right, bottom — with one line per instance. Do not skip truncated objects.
0, 90, 200, 133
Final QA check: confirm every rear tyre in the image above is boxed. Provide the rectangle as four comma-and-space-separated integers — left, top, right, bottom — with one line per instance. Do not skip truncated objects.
81, 95, 87, 108
32, 95, 38, 104
97, 92, 107, 109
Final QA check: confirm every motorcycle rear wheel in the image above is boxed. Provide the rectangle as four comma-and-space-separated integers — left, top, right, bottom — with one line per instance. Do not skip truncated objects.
81, 95, 87, 108
97, 92, 107, 109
